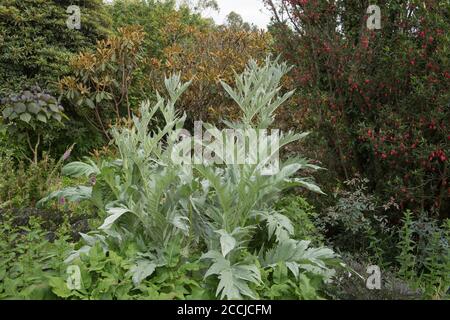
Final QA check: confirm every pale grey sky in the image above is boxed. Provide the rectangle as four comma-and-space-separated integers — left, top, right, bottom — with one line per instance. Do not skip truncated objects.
202, 0, 271, 29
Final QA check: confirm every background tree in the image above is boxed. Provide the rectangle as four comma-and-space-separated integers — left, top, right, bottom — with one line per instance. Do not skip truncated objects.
0, 0, 111, 95
148, 26, 270, 125
264, 0, 449, 218
59, 26, 146, 140
179, 0, 220, 14
226, 11, 255, 31
1, 86, 66, 163
106, 0, 213, 58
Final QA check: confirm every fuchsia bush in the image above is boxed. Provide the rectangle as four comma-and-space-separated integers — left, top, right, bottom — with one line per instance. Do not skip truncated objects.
265, 0, 449, 218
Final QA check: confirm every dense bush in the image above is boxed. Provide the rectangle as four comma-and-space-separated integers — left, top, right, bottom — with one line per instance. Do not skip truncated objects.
0, 141, 79, 209
59, 25, 146, 140
327, 253, 422, 300
320, 176, 395, 259
265, 0, 450, 218
0, 155, 57, 208
0, 0, 111, 95
275, 194, 324, 245
57, 1, 217, 151
149, 26, 271, 124
1, 86, 66, 162
0, 0, 112, 160
0, 215, 74, 299
107, 0, 212, 58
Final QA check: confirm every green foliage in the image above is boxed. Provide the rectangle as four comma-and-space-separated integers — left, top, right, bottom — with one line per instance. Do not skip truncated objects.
50, 118, 106, 159
59, 25, 146, 140
397, 210, 416, 280
1, 86, 66, 162
0, 156, 56, 208
103, 0, 221, 122
0, 216, 73, 299
275, 195, 323, 244
0, 122, 25, 158
225, 11, 257, 31
259, 260, 332, 300
397, 210, 449, 298
202, 249, 261, 300
221, 57, 294, 129
149, 23, 270, 125
0, 142, 79, 208
258, 239, 339, 299
419, 227, 449, 299
48, 241, 213, 300
327, 253, 422, 300
0, 1, 111, 159
107, 0, 211, 58
1, 87, 65, 124
0, 0, 111, 95
320, 177, 395, 261
40, 58, 341, 300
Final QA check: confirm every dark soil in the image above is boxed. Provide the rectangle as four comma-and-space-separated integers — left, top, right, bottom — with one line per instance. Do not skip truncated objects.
0, 207, 90, 241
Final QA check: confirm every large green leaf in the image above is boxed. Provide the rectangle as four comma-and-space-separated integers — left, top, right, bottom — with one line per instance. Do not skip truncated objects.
262, 239, 338, 280
13, 102, 27, 114
202, 250, 261, 300
62, 161, 99, 177
37, 186, 92, 207
52, 113, 62, 122
19, 112, 32, 123
99, 207, 130, 230
27, 102, 40, 114
48, 104, 59, 113
36, 113, 47, 123
2, 107, 13, 118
